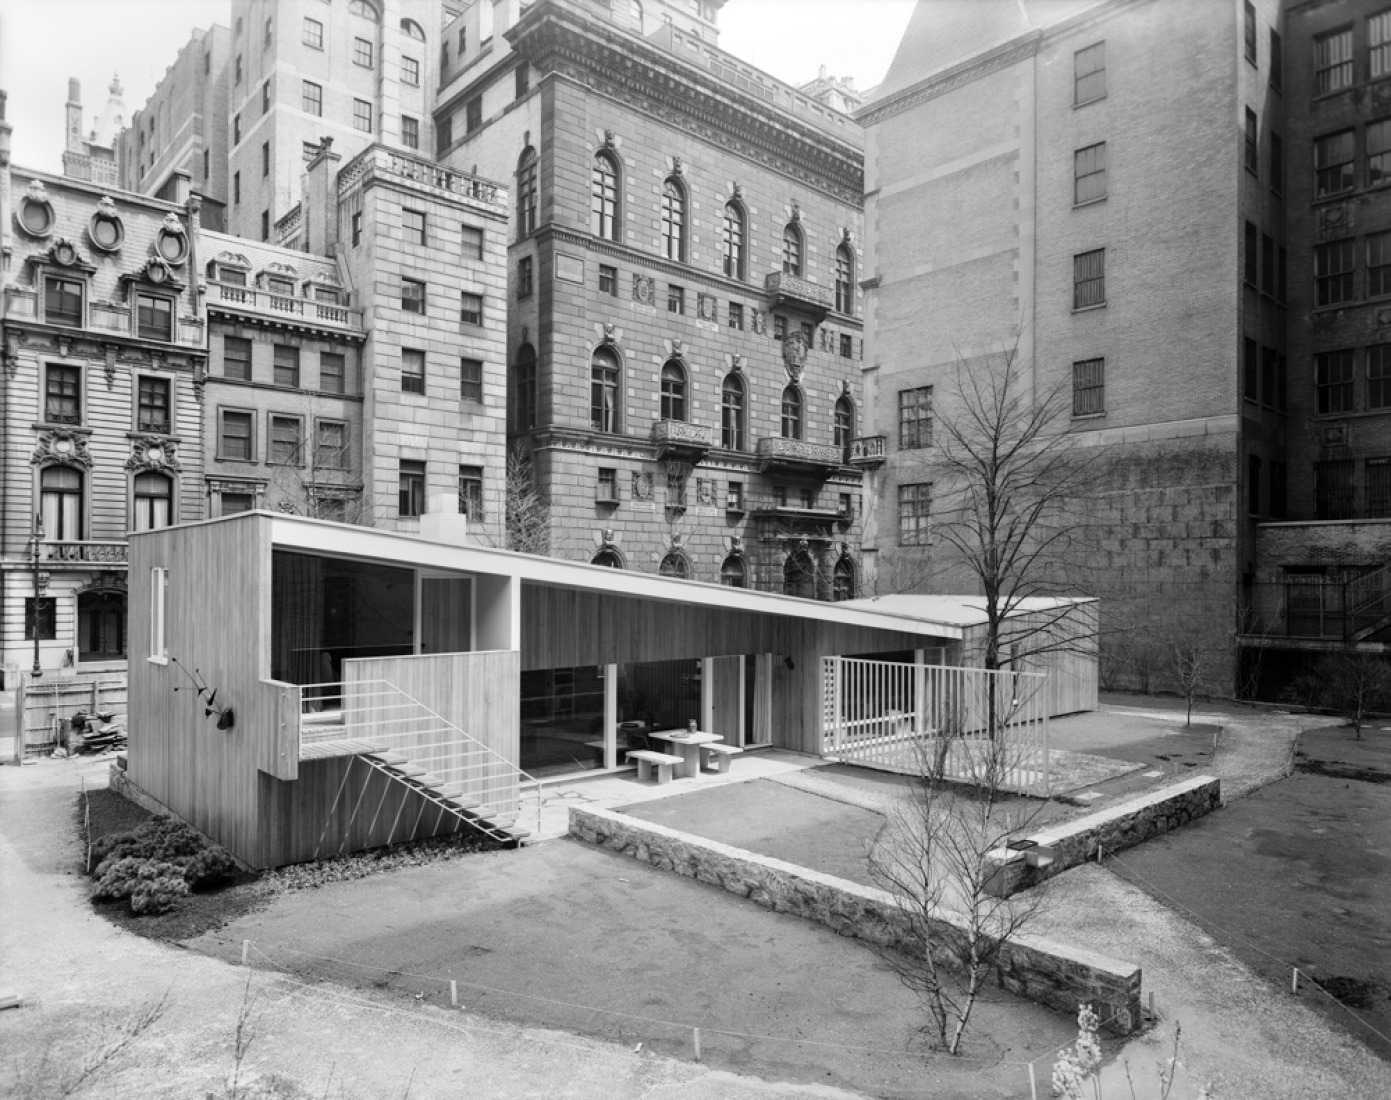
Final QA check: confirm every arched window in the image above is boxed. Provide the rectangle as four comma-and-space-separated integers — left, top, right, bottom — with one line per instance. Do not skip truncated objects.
782, 222, 803, 276
591, 151, 620, 240
833, 556, 856, 602
781, 385, 803, 440
659, 550, 690, 579
722, 201, 745, 280
720, 554, 746, 588
348, 0, 381, 22
660, 359, 687, 421
835, 243, 855, 314
631, 0, 644, 34
784, 549, 815, 599
78, 590, 126, 661
400, 17, 425, 39
591, 346, 620, 432
40, 465, 83, 540
592, 548, 623, 568
834, 395, 855, 449
511, 343, 537, 432
721, 372, 746, 450
133, 471, 173, 531
662, 177, 686, 262
517, 147, 538, 237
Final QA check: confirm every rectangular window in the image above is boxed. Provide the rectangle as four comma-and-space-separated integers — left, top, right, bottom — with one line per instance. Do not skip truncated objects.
1262, 233, 1275, 294
1248, 454, 1262, 516
272, 344, 299, 388
1372, 10, 1391, 80
1315, 459, 1355, 519
233, 171, 241, 204
302, 80, 322, 116
1315, 239, 1356, 306
353, 99, 372, 133
518, 256, 533, 299
597, 468, 618, 502
1244, 1, 1257, 65
399, 460, 425, 517
1074, 142, 1106, 204
726, 482, 744, 511
353, 37, 373, 68
401, 348, 426, 394
44, 276, 83, 326
898, 386, 933, 449
269, 415, 303, 465
303, 16, 323, 48
1270, 131, 1283, 193
235, 54, 242, 84
458, 466, 484, 519
1370, 120, 1391, 187
1244, 108, 1259, 175
403, 208, 426, 245
1315, 130, 1355, 197
1073, 248, 1105, 308
1368, 344, 1391, 410
261, 81, 270, 113
402, 56, 420, 86
728, 302, 744, 330
459, 292, 483, 327
668, 284, 686, 315
460, 224, 484, 260
437, 116, 452, 154
515, 63, 530, 99
136, 294, 173, 341
402, 116, 419, 150
460, 358, 483, 403
1262, 345, 1278, 409
137, 376, 171, 433
1315, 27, 1354, 94
402, 278, 426, 314
1316, 349, 1355, 414
1270, 28, 1283, 89
260, 210, 269, 241
350, 211, 362, 247
1073, 358, 1105, 416
1074, 41, 1105, 106
1277, 352, 1288, 411
45, 364, 81, 424
261, 141, 269, 177
302, 141, 318, 162
264, 15, 272, 45
840, 333, 854, 358
320, 351, 346, 393
599, 264, 617, 296
1370, 231, 1391, 297
233, 113, 241, 144
316, 420, 347, 470
223, 336, 252, 381
1278, 244, 1288, 303
147, 568, 168, 661
1244, 337, 1259, 400
898, 483, 932, 546
219, 409, 254, 460
1369, 458, 1391, 518
773, 315, 787, 341
459, 26, 467, 51
1270, 461, 1287, 519
466, 95, 482, 133
25, 597, 57, 642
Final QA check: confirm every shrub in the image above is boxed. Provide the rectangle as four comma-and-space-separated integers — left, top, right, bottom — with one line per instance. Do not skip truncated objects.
89, 815, 237, 914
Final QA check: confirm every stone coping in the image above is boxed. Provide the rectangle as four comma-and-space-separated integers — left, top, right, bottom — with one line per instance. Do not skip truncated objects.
569, 805, 1142, 1035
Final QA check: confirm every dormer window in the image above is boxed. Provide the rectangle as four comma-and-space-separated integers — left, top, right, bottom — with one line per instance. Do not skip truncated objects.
219, 267, 247, 286
208, 252, 251, 286
312, 285, 341, 304
266, 276, 294, 297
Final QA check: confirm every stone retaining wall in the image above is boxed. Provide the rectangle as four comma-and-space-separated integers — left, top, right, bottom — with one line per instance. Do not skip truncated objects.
569, 806, 1142, 1035
990, 776, 1221, 897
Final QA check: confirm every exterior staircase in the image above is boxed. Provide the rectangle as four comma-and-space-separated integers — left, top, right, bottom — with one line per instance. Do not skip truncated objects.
299, 680, 541, 859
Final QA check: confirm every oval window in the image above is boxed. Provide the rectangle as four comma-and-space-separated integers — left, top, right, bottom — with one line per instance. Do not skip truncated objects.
19, 198, 53, 236
89, 213, 124, 252
156, 227, 189, 264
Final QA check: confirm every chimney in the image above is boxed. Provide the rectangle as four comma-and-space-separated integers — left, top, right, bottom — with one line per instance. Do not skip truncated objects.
65, 78, 82, 152
302, 137, 341, 257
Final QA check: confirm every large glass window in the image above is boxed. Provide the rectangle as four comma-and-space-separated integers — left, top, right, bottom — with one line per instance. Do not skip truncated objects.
273, 344, 300, 387
721, 373, 745, 450
898, 386, 932, 449
316, 420, 347, 469
133, 471, 172, 531
1370, 230, 1391, 297
136, 294, 173, 341
78, 591, 126, 661
270, 415, 303, 464
1374, 10, 1391, 80
591, 151, 619, 240
303, 80, 322, 116
401, 348, 426, 394
1073, 358, 1105, 416
518, 148, 538, 236
220, 409, 254, 460
1314, 27, 1354, 95
591, 347, 620, 432
458, 466, 484, 519
1316, 349, 1355, 414
40, 465, 83, 540
1370, 120, 1391, 188
660, 360, 687, 421
320, 351, 345, 393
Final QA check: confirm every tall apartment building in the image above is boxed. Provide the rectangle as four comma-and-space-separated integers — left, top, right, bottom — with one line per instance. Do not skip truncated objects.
435, 0, 870, 593
119, 26, 233, 231
0, 159, 206, 685
224, 0, 444, 242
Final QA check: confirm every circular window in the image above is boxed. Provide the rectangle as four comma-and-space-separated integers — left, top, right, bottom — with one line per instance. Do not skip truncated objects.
156, 226, 189, 265
19, 196, 54, 237
88, 212, 124, 252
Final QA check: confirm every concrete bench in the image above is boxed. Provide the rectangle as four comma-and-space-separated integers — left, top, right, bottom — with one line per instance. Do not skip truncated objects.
626, 749, 685, 784
699, 743, 743, 774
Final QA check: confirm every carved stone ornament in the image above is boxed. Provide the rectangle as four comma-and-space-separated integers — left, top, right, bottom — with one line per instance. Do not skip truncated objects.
156, 212, 190, 265
1323, 425, 1349, 446
671, 156, 684, 176
125, 437, 183, 474
596, 321, 620, 345
696, 478, 715, 506
602, 128, 618, 149
594, 527, 621, 549
632, 274, 656, 306
49, 237, 85, 268
31, 430, 93, 469
790, 201, 802, 223
783, 330, 810, 381
751, 309, 767, 335
697, 293, 717, 322
1378, 307, 1391, 328
731, 182, 743, 201
1374, 82, 1391, 109
1318, 205, 1348, 241
103, 345, 118, 389
18, 179, 55, 238
141, 256, 176, 287
666, 337, 684, 359
729, 354, 743, 373
632, 471, 654, 502
841, 378, 852, 395
842, 226, 855, 244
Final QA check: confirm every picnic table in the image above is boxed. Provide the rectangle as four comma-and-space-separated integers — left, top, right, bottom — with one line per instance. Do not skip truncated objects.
649, 728, 723, 779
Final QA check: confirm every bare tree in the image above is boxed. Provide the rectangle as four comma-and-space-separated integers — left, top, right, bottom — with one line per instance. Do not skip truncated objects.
504, 441, 550, 555
263, 396, 371, 525
1286, 648, 1391, 739
1170, 641, 1208, 727
866, 698, 1050, 1055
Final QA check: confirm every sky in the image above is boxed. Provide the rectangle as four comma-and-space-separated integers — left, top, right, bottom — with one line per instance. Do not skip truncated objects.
0, 0, 915, 176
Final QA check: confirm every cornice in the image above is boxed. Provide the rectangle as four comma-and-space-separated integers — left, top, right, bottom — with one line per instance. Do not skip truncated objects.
857, 33, 1042, 127
509, 7, 863, 205
207, 305, 368, 344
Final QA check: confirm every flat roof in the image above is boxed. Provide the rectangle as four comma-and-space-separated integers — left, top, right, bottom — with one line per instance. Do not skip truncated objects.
840, 594, 1097, 630
242, 512, 968, 642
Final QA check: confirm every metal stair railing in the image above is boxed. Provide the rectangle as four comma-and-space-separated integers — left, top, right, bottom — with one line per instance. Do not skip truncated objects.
1343, 562, 1391, 639
299, 679, 541, 857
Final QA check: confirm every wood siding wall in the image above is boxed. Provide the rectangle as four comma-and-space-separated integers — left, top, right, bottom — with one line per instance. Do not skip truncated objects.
959, 603, 1100, 717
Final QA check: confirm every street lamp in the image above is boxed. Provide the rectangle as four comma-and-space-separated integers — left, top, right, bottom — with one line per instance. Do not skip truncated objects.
29, 511, 44, 679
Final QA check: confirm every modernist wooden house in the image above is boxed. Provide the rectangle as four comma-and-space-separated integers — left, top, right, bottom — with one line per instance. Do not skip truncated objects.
126, 511, 1096, 869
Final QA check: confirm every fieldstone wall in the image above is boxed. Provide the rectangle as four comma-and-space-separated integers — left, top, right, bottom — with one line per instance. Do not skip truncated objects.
990, 776, 1221, 897
569, 806, 1142, 1035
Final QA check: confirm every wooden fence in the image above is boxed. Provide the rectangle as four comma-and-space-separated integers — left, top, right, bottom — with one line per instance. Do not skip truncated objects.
12, 674, 127, 760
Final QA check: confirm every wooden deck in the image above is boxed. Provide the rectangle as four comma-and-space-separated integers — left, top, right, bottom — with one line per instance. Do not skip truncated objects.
299, 738, 389, 760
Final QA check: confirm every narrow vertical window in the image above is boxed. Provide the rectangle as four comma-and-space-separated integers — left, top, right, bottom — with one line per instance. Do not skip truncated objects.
517, 147, 538, 236
1074, 142, 1107, 204
591, 347, 620, 433
660, 360, 687, 421
723, 201, 745, 280
149, 567, 168, 663
1074, 41, 1105, 105
591, 151, 619, 240
662, 177, 686, 262
782, 222, 803, 276
1073, 248, 1105, 308
721, 373, 746, 450
835, 243, 855, 314
780, 385, 802, 440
